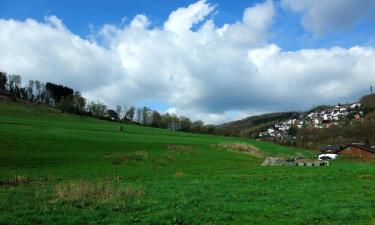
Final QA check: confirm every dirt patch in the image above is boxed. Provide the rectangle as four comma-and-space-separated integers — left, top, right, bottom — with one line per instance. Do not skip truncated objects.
52, 180, 144, 205
167, 144, 191, 153
175, 170, 184, 177
152, 154, 174, 168
128, 151, 148, 161
107, 151, 149, 165
358, 174, 373, 180
0, 174, 30, 187
218, 143, 267, 158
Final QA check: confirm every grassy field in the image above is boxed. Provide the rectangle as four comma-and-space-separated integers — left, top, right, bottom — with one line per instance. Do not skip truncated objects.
0, 101, 374, 225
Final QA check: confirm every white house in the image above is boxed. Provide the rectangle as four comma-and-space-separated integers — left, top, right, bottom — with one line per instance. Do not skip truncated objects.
318, 154, 338, 160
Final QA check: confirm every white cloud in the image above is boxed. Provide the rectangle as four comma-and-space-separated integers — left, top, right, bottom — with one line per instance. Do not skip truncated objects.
0, 16, 122, 92
164, 0, 215, 34
243, 0, 274, 34
217, 0, 274, 47
1, 0, 375, 124
130, 15, 150, 29
282, 0, 375, 35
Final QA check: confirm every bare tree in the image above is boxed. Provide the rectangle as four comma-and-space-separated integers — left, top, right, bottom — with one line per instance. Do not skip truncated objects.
179, 116, 192, 131
0, 72, 7, 94
57, 95, 74, 113
151, 110, 162, 128
161, 113, 172, 129
34, 80, 41, 102
27, 80, 34, 102
192, 120, 204, 133
7, 74, 21, 97
116, 105, 122, 121
87, 101, 107, 118
142, 106, 151, 125
125, 106, 136, 122
73, 91, 86, 113
136, 107, 142, 123
171, 114, 179, 130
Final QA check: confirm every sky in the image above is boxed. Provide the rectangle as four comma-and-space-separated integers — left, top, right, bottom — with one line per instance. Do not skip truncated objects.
1, 0, 375, 124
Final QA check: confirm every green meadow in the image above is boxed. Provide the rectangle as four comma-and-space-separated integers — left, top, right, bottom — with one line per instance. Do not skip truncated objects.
0, 101, 374, 225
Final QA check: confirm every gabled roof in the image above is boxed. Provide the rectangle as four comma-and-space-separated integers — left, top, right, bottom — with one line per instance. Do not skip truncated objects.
319, 145, 341, 152
338, 143, 375, 154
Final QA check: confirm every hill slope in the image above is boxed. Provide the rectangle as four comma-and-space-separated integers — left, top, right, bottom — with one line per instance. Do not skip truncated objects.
0, 101, 374, 224
218, 112, 297, 136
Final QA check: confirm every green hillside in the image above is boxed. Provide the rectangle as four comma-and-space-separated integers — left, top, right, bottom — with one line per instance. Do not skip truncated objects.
0, 102, 374, 224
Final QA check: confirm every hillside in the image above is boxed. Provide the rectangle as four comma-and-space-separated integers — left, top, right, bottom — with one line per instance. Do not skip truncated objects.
217, 112, 297, 136
1, 101, 375, 224
217, 97, 372, 149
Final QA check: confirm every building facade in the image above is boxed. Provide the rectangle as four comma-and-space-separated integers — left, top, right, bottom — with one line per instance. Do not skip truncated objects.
336, 143, 375, 160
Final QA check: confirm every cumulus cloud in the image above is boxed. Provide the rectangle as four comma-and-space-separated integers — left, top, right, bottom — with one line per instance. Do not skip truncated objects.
0, 16, 122, 91
1, 0, 375, 124
282, 0, 375, 35
164, 0, 215, 34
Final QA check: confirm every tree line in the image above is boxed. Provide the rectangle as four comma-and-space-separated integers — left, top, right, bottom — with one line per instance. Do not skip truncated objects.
4, 71, 373, 147
0, 71, 219, 134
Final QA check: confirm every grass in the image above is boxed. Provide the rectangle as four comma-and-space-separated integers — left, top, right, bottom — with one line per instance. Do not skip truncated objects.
0, 101, 375, 224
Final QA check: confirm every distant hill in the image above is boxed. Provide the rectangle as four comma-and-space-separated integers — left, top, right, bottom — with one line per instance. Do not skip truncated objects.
217, 94, 375, 148
217, 112, 298, 136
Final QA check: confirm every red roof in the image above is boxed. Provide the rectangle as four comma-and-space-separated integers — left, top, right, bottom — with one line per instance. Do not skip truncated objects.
337, 143, 375, 154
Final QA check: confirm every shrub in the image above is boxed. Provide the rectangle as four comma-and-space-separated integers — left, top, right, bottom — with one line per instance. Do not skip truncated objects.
53, 180, 144, 205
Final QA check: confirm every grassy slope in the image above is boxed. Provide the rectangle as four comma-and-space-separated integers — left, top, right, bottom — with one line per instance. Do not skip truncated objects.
0, 102, 374, 225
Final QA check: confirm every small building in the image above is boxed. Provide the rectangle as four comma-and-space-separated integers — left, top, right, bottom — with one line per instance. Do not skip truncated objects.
317, 145, 340, 160
350, 103, 361, 110
104, 109, 118, 121
336, 143, 375, 160
319, 145, 341, 154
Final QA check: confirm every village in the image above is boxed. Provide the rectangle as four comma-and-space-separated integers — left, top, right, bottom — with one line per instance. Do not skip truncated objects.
255, 102, 375, 161
258, 102, 363, 140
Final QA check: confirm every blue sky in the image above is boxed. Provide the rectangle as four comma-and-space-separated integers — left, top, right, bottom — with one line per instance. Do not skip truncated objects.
1, 0, 375, 124
1, 0, 374, 50
0, 0, 259, 34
